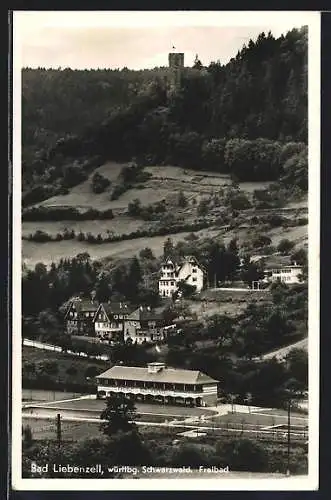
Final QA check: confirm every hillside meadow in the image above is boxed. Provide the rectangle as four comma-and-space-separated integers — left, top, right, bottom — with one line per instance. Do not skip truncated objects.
22, 220, 307, 269
33, 162, 272, 213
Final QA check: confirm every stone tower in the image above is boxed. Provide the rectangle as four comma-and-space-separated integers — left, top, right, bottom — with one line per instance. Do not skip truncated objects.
168, 52, 184, 94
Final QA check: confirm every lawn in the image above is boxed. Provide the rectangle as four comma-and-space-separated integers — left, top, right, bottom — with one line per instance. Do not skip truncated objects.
22, 345, 109, 387
209, 411, 308, 429
34, 397, 216, 417
37, 163, 234, 211
22, 227, 222, 268
22, 417, 183, 442
38, 162, 124, 211
22, 417, 101, 442
22, 389, 85, 402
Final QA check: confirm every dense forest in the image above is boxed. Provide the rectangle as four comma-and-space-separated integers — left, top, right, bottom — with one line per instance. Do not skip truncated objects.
22, 27, 307, 206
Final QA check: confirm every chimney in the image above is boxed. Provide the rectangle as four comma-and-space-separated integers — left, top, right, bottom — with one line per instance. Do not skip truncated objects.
140, 306, 143, 311
147, 362, 166, 374
147, 306, 151, 311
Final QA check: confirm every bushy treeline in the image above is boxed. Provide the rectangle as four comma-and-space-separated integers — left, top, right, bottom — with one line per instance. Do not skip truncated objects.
22, 155, 103, 207
22, 206, 114, 221
22, 432, 307, 478
22, 252, 157, 318
22, 27, 307, 204
23, 219, 213, 244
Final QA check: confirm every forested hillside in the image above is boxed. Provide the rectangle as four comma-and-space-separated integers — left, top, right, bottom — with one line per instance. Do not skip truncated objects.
22, 27, 307, 206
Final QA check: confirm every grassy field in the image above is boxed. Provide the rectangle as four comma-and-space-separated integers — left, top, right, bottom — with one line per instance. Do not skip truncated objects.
187, 300, 248, 318
22, 417, 182, 442
209, 411, 308, 428
32, 397, 216, 416
22, 403, 308, 443
22, 161, 307, 267
22, 227, 223, 268
22, 417, 101, 441
22, 219, 307, 269
22, 346, 108, 387
22, 389, 85, 402
37, 163, 234, 211
38, 162, 124, 211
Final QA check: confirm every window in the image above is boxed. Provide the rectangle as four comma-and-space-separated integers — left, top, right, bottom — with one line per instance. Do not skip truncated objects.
171, 281, 174, 286
192, 277, 197, 282
192, 268, 197, 273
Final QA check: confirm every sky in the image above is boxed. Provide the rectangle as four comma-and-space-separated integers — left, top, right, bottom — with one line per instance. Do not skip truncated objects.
14, 11, 313, 70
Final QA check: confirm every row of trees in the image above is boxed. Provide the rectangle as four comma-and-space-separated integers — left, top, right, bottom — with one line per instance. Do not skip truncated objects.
22, 252, 158, 319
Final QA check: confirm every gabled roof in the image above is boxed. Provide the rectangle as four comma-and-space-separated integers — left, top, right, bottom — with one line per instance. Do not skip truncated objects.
64, 299, 98, 319
97, 365, 219, 385
161, 255, 205, 272
139, 309, 166, 322
102, 302, 134, 315
75, 300, 99, 312
128, 306, 168, 323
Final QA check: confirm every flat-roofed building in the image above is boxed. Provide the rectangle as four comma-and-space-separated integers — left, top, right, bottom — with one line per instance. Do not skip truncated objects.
96, 362, 218, 407
263, 263, 303, 284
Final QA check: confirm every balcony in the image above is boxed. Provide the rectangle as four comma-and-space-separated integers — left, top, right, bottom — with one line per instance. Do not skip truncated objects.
96, 383, 204, 399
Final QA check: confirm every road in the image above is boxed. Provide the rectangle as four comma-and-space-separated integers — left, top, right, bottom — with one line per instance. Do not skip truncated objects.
23, 338, 110, 361
259, 338, 308, 361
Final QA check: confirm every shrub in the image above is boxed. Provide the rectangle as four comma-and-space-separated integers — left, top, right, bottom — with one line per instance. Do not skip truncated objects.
91, 172, 111, 194
277, 239, 295, 255
253, 234, 272, 248
197, 199, 209, 217
217, 438, 269, 472
178, 190, 187, 208
127, 198, 142, 216
110, 183, 128, 200
228, 193, 251, 210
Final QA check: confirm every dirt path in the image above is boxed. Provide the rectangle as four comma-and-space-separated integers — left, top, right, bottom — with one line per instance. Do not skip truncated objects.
259, 338, 308, 361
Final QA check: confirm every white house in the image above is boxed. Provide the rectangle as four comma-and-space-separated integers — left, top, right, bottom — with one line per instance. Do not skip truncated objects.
96, 362, 218, 406
158, 255, 205, 297
263, 264, 303, 284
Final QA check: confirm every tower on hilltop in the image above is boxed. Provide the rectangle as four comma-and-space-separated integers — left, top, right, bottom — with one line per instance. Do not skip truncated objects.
168, 50, 184, 94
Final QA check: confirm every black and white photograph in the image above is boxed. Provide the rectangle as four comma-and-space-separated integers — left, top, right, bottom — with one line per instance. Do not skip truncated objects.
11, 10, 320, 491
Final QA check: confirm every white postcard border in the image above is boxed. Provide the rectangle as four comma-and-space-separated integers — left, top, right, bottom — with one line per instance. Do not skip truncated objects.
11, 10, 320, 491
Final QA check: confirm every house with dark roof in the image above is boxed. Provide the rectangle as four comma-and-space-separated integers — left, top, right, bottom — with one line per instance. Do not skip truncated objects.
64, 299, 99, 335
124, 305, 176, 344
96, 362, 218, 406
94, 302, 133, 342
158, 255, 205, 297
